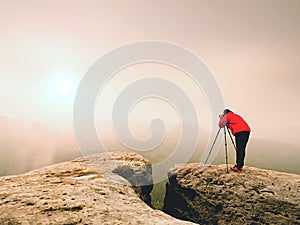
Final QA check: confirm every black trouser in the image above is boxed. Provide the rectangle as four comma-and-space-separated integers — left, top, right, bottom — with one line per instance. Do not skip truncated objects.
235, 131, 250, 169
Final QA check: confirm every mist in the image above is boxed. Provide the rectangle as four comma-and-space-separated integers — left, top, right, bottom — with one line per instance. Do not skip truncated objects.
0, 0, 300, 176
0, 115, 80, 176
1, 114, 299, 177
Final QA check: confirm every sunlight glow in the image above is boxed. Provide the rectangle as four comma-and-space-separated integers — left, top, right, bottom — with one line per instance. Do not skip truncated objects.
55, 79, 71, 95
45, 73, 78, 108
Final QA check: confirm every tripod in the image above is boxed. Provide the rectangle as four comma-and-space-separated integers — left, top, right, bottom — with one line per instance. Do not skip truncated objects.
204, 126, 236, 173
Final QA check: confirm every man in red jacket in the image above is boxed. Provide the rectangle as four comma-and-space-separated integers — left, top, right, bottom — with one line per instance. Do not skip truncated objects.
218, 109, 251, 172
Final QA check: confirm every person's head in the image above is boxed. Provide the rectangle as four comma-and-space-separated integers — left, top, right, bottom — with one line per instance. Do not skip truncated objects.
223, 109, 232, 115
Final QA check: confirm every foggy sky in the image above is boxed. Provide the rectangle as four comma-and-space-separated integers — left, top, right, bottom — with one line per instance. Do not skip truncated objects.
1, 1, 300, 150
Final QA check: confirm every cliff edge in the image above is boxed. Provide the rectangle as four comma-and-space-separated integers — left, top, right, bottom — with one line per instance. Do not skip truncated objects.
0, 152, 194, 225
164, 164, 300, 225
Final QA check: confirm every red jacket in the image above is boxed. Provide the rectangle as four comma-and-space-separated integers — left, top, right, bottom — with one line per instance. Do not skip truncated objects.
218, 112, 250, 136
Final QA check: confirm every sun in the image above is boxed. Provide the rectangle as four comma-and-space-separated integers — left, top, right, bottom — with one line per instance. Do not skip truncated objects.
55, 79, 71, 95
45, 75, 78, 105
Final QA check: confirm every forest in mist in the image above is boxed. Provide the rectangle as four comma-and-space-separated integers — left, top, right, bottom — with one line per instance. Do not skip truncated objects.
0, 115, 299, 176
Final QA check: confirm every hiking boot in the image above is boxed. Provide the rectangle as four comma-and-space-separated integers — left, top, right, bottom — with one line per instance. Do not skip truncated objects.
230, 165, 242, 173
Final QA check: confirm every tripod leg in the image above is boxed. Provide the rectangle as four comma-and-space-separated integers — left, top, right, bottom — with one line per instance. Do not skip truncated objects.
226, 126, 237, 150
204, 127, 222, 165
224, 128, 229, 173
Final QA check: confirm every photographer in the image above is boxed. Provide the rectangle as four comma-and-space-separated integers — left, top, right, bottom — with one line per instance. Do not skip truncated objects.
218, 109, 251, 172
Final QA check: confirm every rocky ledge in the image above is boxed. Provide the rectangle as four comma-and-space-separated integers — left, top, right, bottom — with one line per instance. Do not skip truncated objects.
164, 164, 300, 225
0, 152, 194, 225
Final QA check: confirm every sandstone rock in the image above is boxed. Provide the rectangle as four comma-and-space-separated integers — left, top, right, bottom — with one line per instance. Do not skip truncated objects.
164, 164, 300, 225
0, 152, 195, 225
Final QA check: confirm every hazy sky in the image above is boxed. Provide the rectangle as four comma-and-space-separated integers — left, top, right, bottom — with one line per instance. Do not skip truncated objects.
1, 0, 300, 146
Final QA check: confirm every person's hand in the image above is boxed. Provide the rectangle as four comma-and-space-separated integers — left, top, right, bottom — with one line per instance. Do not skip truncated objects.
219, 114, 223, 118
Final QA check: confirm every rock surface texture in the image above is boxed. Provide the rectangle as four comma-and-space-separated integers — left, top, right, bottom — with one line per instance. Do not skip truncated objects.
164, 164, 300, 225
0, 152, 195, 225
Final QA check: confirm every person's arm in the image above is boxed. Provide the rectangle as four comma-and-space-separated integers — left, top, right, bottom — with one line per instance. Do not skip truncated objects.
218, 115, 228, 128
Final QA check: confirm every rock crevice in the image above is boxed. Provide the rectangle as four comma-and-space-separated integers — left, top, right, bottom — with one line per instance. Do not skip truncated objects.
0, 152, 194, 225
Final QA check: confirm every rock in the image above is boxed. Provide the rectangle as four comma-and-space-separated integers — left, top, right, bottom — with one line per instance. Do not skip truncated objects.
112, 153, 153, 206
163, 164, 300, 225
0, 152, 195, 225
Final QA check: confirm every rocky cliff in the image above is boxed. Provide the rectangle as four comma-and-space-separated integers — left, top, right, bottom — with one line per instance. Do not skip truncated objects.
164, 164, 300, 225
1, 152, 299, 225
0, 152, 194, 225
